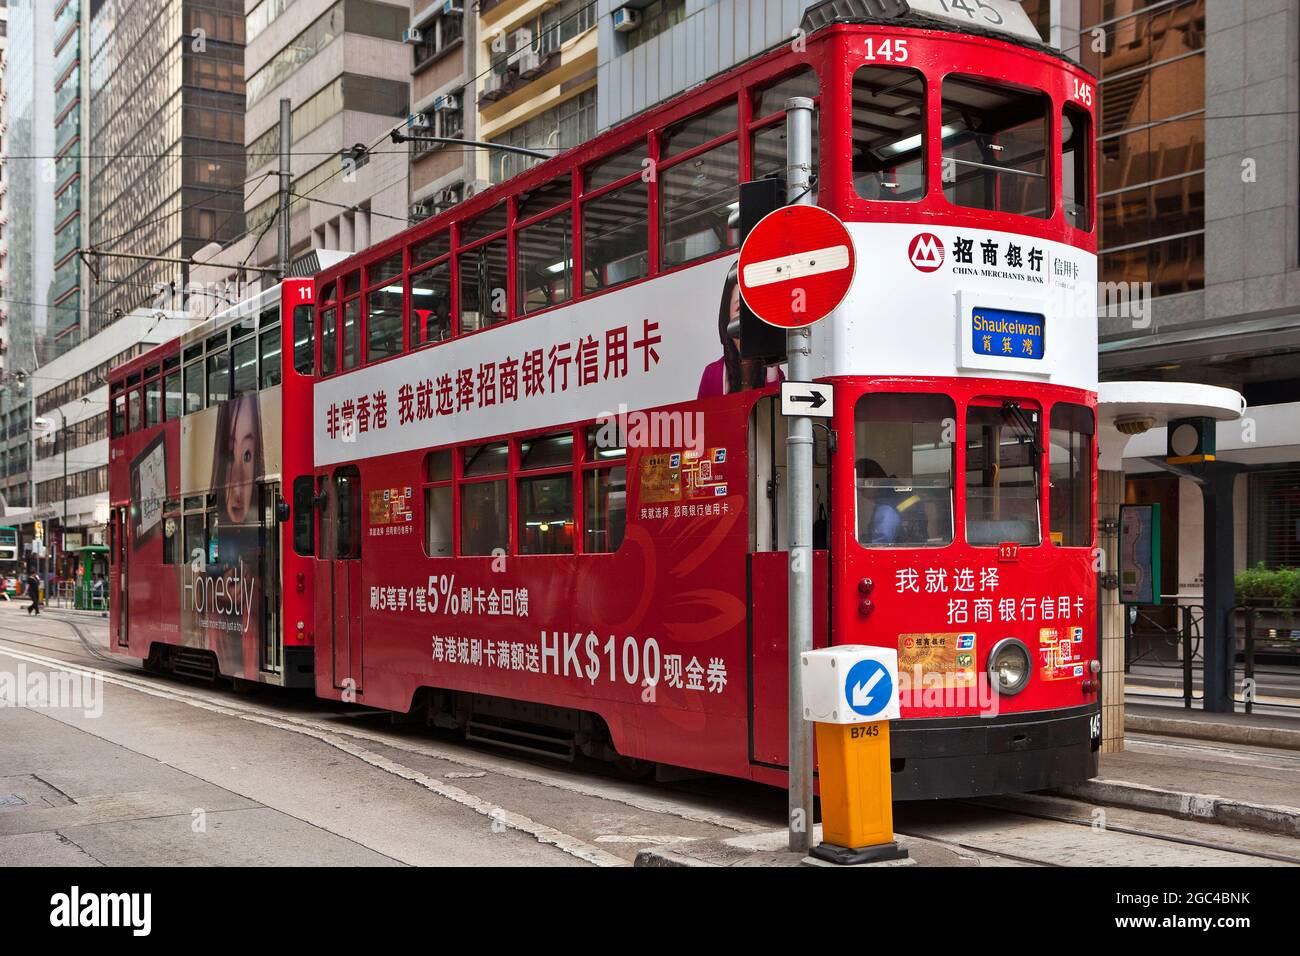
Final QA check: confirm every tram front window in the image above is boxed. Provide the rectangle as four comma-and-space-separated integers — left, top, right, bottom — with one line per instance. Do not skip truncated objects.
851, 66, 926, 202
854, 394, 954, 547
966, 402, 1042, 546
941, 76, 1049, 219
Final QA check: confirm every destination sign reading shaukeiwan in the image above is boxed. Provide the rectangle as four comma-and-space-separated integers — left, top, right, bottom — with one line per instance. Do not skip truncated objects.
971, 307, 1045, 361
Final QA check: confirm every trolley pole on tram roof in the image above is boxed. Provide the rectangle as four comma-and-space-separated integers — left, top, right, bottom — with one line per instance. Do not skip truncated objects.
784, 96, 816, 855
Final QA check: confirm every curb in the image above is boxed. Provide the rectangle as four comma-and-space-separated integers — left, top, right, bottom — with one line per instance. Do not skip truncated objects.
1058, 777, 1300, 837
1125, 712, 1300, 751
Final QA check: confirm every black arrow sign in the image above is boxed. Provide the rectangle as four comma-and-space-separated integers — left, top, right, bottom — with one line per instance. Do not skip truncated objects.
790, 391, 828, 409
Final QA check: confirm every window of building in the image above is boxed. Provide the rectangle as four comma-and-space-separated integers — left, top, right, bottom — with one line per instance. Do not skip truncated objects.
942, 76, 1049, 218
854, 394, 955, 548
489, 89, 594, 183
851, 66, 925, 202
1049, 403, 1093, 547
1248, 470, 1300, 568
623, 0, 685, 52
966, 401, 1042, 546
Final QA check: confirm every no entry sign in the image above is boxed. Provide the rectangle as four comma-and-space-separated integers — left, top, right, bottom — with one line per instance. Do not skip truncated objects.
737, 205, 856, 329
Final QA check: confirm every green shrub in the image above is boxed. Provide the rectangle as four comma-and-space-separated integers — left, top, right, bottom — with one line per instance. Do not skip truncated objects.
1235, 564, 1300, 607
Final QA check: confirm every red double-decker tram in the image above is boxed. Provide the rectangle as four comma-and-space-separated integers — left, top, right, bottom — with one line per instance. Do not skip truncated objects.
107, 278, 319, 687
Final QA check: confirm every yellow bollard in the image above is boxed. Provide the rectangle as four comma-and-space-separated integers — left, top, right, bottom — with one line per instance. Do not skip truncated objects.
802, 647, 908, 865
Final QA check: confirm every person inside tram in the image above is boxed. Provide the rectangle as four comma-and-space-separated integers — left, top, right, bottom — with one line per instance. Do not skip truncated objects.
856, 458, 925, 546
697, 262, 783, 398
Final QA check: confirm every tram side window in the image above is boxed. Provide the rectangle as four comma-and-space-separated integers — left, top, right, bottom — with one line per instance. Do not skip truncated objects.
128, 388, 143, 432
183, 359, 204, 414
164, 369, 183, 420
1049, 403, 1094, 547
232, 335, 257, 398
410, 262, 452, 348
942, 76, 1049, 219
207, 349, 230, 407
320, 307, 338, 376
342, 298, 362, 370
751, 66, 821, 193
582, 179, 648, 292
293, 305, 314, 375
1062, 104, 1092, 232
366, 257, 404, 363
852, 66, 926, 202
517, 213, 573, 314
584, 427, 626, 554
660, 139, 738, 268
162, 501, 181, 564
112, 393, 127, 437
423, 450, 453, 558
292, 476, 314, 556
854, 394, 955, 548
260, 325, 282, 389
966, 402, 1042, 546
145, 378, 162, 427
460, 442, 509, 555
518, 431, 575, 555
459, 239, 508, 333
183, 510, 206, 569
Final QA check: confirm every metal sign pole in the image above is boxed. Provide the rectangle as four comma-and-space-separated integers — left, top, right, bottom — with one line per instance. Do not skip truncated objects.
785, 95, 815, 854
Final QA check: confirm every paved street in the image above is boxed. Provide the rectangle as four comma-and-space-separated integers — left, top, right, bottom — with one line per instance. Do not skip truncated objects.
4, 605, 1299, 868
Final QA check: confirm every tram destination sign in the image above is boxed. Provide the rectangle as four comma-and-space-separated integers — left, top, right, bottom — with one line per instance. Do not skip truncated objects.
738, 205, 856, 330
906, 0, 1043, 43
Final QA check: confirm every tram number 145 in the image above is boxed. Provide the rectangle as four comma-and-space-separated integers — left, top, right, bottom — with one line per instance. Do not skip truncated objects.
862, 37, 909, 62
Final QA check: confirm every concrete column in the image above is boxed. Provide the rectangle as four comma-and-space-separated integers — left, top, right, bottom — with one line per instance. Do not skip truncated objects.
1098, 468, 1125, 753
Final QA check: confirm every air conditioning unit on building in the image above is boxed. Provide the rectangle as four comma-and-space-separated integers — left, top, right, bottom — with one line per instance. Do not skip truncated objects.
463, 180, 491, 199
512, 27, 534, 50
434, 94, 460, 112
409, 112, 432, 129
611, 6, 641, 32
442, 1, 463, 14
482, 71, 505, 99
517, 48, 542, 79
402, 27, 424, 44
410, 202, 432, 219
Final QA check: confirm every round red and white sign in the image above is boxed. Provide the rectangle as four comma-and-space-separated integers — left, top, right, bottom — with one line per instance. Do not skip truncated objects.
908, 232, 946, 272
737, 205, 856, 329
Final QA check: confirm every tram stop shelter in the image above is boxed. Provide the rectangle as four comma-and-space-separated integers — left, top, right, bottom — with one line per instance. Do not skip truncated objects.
1097, 382, 1247, 751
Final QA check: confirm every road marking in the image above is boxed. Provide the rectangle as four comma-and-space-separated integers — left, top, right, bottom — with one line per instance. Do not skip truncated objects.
0, 642, 624, 867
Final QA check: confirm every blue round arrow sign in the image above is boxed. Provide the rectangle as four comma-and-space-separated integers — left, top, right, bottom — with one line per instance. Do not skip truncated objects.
844, 658, 893, 718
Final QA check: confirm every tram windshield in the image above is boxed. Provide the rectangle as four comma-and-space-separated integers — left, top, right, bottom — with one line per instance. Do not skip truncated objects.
851, 66, 927, 202
854, 394, 955, 547
965, 402, 1042, 546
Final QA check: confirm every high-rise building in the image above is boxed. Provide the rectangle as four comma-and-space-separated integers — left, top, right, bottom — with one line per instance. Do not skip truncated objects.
87, 0, 248, 334
241, 0, 413, 268
50, 0, 87, 357
406, 0, 477, 219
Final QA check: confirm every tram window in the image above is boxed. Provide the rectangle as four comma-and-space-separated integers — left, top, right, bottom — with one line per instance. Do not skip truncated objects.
460, 480, 508, 555
854, 394, 955, 548
661, 101, 738, 159
112, 393, 127, 436
584, 466, 626, 554
231, 336, 257, 398
1049, 403, 1093, 548
584, 142, 646, 191
292, 476, 314, 556
852, 66, 926, 202
260, 326, 282, 389
342, 299, 361, 370
661, 139, 739, 269
517, 213, 573, 314
965, 403, 1042, 546
183, 361, 204, 414
411, 232, 450, 268
183, 513, 206, 569
425, 485, 453, 557
164, 371, 182, 420
459, 239, 508, 332
751, 120, 820, 190
1062, 104, 1092, 231
128, 388, 143, 432
206, 350, 230, 407
162, 502, 180, 564
518, 174, 572, 219
145, 378, 162, 427
368, 253, 403, 287
366, 283, 404, 363
464, 442, 508, 477
518, 473, 574, 555
335, 469, 361, 560
583, 180, 649, 292
520, 431, 573, 470
942, 76, 1049, 219
462, 202, 507, 244
293, 305, 314, 375
410, 262, 452, 347
320, 307, 338, 376
426, 450, 453, 481
752, 67, 819, 119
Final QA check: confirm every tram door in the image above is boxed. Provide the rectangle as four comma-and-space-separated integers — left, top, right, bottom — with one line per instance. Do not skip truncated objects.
259, 482, 282, 676
328, 467, 363, 693
747, 397, 829, 766
112, 506, 129, 647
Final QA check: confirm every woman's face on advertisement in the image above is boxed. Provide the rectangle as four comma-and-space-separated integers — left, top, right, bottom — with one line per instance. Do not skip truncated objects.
226, 401, 256, 523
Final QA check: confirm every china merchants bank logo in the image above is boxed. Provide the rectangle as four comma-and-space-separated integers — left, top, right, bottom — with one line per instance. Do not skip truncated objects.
909, 233, 945, 272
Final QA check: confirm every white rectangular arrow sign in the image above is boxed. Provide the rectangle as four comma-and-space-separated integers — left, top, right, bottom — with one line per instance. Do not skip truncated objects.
780, 381, 834, 419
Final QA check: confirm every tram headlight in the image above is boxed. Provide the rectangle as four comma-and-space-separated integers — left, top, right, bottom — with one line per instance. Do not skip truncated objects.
987, 638, 1031, 695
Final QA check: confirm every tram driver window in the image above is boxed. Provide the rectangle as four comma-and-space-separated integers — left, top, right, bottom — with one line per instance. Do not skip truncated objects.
854, 394, 955, 547
852, 66, 926, 202
1049, 403, 1094, 547
942, 76, 1049, 219
965, 402, 1042, 546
